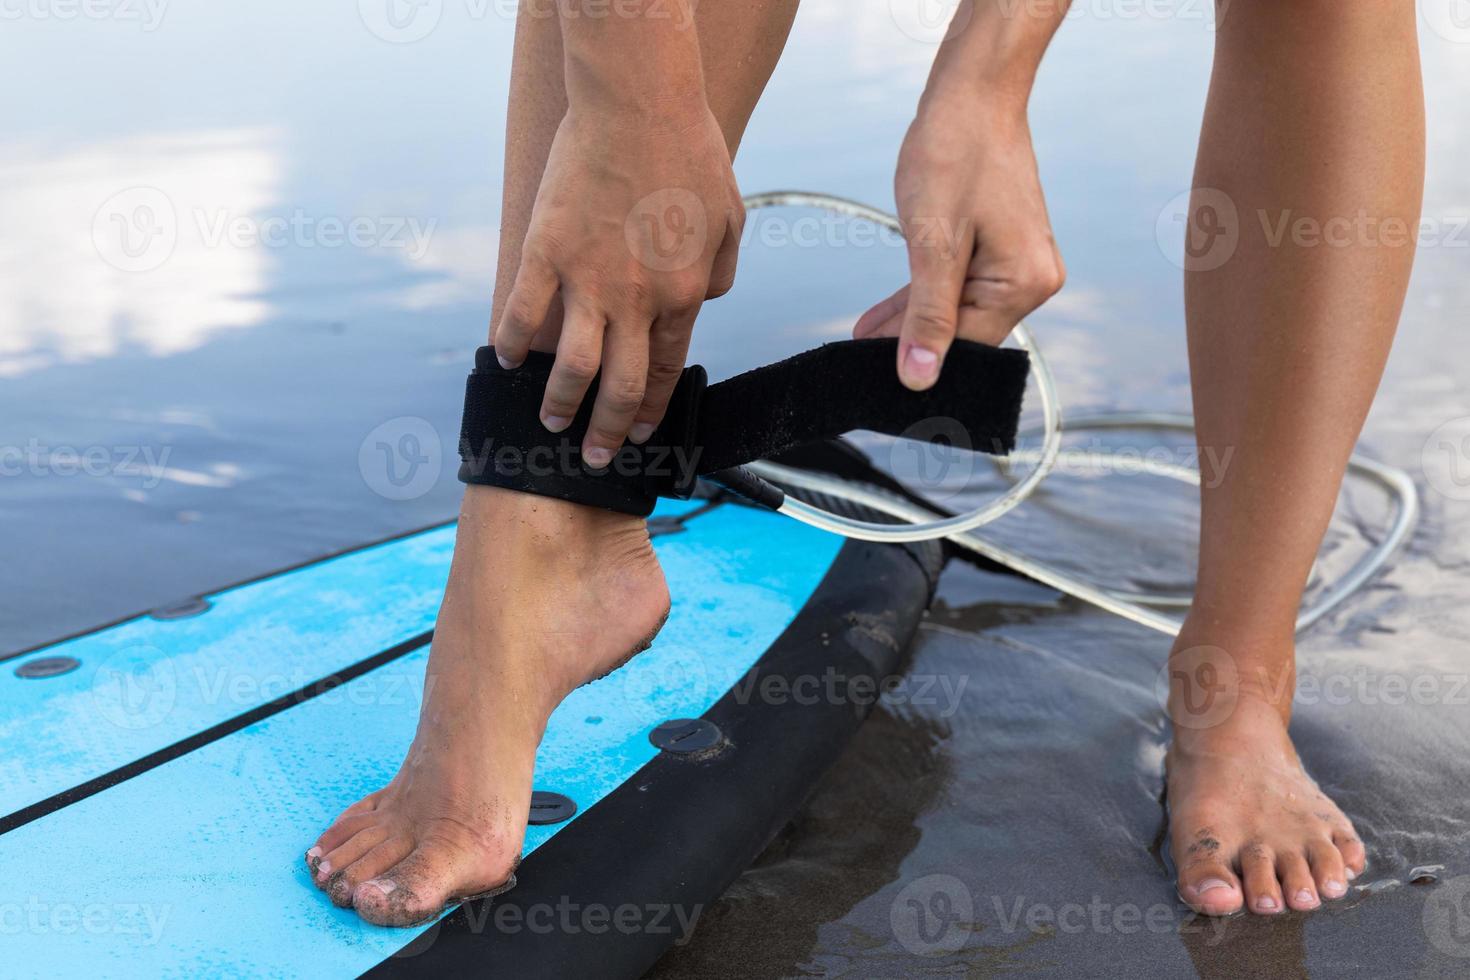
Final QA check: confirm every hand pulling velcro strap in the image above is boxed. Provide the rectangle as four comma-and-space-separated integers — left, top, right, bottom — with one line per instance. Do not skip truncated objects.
458, 337, 1030, 517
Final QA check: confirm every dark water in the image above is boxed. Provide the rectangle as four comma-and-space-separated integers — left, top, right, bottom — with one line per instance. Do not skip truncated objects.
4, 3, 1469, 976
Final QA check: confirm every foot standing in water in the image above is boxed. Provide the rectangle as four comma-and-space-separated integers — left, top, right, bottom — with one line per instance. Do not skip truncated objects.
305, 0, 1423, 925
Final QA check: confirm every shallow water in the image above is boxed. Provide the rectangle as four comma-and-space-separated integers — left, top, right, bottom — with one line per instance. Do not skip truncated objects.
3, 2, 1469, 976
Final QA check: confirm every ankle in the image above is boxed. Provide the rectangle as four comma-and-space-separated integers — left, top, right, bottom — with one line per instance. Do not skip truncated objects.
1167, 624, 1297, 732
458, 485, 650, 548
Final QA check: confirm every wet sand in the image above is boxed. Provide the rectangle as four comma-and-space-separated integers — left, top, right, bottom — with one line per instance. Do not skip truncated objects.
650, 553, 1470, 977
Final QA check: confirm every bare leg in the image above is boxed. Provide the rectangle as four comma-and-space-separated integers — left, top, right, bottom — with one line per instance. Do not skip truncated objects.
1167, 0, 1423, 916
306, 2, 799, 926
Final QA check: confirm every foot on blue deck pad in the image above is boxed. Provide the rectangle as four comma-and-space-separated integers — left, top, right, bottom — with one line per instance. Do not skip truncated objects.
0, 499, 841, 978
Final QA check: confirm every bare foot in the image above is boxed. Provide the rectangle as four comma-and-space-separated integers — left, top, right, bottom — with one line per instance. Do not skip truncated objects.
1164, 640, 1366, 916
304, 485, 670, 926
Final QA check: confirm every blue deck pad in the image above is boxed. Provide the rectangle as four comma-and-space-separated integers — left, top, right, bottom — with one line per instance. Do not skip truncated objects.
0, 502, 841, 978
0, 500, 708, 818
0, 521, 458, 818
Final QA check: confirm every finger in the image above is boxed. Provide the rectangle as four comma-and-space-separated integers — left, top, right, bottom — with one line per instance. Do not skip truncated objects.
493, 250, 560, 369
705, 203, 743, 300
540, 303, 605, 433
955, 285, 1021, 346
854, 283, 909, 339
630, 310, 696, 444
954, 244, 1066, 345
898, 222, 970, 390
583, 319, 649, 467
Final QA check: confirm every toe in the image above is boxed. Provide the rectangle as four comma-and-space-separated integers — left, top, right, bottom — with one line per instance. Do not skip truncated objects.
315, 825, 390, 889
1239, 843, 1283, 915
314, 810, 382, 857
1307, 838, 1348, 900
353, 849, 453, 927
1277, 852, 1320, 911
1177, 861, 1244, 916
1332, 829, 1367, 880
353, 877, 431, 928
326, 836, 414, 908
354, 841, 517, 927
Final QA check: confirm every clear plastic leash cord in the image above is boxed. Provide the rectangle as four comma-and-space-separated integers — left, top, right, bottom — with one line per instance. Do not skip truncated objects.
740, 192, 1419, 638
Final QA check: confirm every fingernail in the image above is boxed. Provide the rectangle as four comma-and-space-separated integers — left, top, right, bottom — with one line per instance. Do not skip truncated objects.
904, 345, 940, 385
1294, 889, 1318, 906
542, 415, 571, 433
629, 422, 655, 444
1194, 878, 1232, 897
584, 446, 613, 468
317, 860, 332, 878
1323, 879, 1345, 898
306, 846, 321, 862
497, 353, 521, 371
1256, 896, 1278, 911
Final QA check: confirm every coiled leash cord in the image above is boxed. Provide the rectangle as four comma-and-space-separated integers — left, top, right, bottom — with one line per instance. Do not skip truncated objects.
737, 192, 1420, 638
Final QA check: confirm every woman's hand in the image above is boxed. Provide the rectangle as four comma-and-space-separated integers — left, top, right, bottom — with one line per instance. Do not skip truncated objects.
857, 94, 1065, 389
856, 0, 1070, 391
493, 100, 743, 467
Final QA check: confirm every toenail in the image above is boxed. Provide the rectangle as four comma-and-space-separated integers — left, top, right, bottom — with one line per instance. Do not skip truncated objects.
1323, 879, 1345, 897
361, 878, 397, 899
1256, 897, 1278, 911
1295, 889, 1317, 905
1194, 878, 1232, 896
1345, 867, 1358, 881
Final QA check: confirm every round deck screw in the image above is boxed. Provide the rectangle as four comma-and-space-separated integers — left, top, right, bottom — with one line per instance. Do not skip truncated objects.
15, 656, 81, 679
649, 718, 723, 755
149, 597, 212, 621
528, 791, 577, 826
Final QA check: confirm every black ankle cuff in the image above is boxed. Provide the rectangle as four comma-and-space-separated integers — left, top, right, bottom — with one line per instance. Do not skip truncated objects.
457, 337, 1030, 517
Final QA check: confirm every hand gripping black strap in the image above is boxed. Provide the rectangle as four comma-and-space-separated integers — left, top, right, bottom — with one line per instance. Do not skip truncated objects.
458, 337, 1030, 517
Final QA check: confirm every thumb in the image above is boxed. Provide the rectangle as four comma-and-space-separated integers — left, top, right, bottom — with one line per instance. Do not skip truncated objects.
897, 231, 968, 390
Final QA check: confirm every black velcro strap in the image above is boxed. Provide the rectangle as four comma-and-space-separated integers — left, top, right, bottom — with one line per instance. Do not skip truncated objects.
695, 338, 1028, 472
458, 337, 1030, 517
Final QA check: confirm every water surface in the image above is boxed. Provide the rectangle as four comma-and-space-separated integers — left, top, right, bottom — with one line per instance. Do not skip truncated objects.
2, 3, 1468, 976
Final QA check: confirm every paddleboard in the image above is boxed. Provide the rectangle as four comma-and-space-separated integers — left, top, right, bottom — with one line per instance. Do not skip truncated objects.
0, 463, 942, 978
